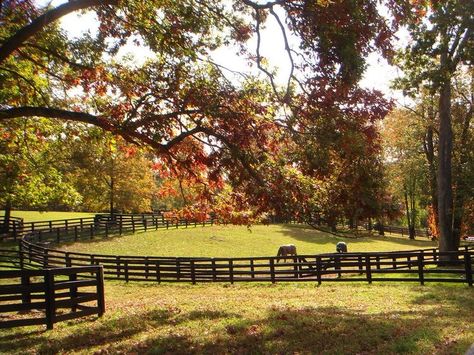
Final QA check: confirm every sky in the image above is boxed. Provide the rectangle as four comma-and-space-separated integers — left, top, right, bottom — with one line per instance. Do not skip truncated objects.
53, 1, 407, 103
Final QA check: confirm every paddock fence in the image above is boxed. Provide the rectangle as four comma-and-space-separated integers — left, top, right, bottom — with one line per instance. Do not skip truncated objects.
15, 231, 474, 286
1, 212, 217, 241
0, 261, 105, 330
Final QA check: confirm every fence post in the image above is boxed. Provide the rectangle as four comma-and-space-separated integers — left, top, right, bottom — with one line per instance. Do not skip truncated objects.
69, 267, 77, 312
293, 256, 299, 279
116, 256, 121, 279
335, 255, 342, 278
74, 226, 78, 241
105, 223, 109, 238
21, 274, 31, 305
212, 259, 217, 282
176, 259, 181, 280
90, 225, 94, 239
125, 260, 129, 282
464, 251, 473, 287
56, 228, 61, 243
270, 258, 275, 284
365, 255, 372, 284
43, 248, 49, 268
145, 257, 149, 280
316, 256, 322, 285
250, 259, 255, 279
11, 222, 17, 241
96, 266, 105, 316
155, 262, 161, 283
191, 260, 196, 285
229, 259, 234, 284
417, 251, 425, 286
119, 215, 123, 235
44, 270, 55, 330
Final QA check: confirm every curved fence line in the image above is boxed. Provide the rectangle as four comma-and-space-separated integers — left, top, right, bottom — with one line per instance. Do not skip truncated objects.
0, 213, 472, 285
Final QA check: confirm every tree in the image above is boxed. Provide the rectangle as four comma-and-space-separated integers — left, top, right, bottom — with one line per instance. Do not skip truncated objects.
382, 108, 430, 239
395, 1, 474, 257
0, 1, 407, 221
65, 128, 158, 213
0, 118, 81, 229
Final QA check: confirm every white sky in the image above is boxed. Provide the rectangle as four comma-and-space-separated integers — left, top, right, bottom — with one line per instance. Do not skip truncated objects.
54, 2, 407, 102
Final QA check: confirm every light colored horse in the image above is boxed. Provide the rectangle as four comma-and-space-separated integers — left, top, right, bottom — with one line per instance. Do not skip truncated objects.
276, 244, 297, 263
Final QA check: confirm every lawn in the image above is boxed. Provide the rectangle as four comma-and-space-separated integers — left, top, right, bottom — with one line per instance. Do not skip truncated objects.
0, 281, 473, 354
59, 224, 438, 258
1, 223, 473, 354
0, 210, 95, 222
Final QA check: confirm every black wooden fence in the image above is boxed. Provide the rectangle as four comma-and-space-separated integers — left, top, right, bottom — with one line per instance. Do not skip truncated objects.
1, 213, 217, 241
15, 234, 474, 286
374, 224, 430, 238
0, 264, 105, 330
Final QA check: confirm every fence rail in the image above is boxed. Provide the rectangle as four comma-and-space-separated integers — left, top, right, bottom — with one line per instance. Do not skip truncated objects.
0, 265, 105, 330
1, 213, 472, 286
1, 213, 217, 241
14, 234, 474, 286
373, 224, 430, 238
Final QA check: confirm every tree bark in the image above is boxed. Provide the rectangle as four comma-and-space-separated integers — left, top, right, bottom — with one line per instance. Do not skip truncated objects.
404, 188, 415, 239
423, 125, 439, 236
437, 79, 455, 258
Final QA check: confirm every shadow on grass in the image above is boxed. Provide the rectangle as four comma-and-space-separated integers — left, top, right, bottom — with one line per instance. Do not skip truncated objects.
3, 294, 472, 355
278, 224, 435, 250
106, 306, 449, 355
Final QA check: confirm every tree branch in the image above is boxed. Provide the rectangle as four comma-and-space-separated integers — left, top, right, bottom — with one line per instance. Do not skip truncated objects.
0, 0, 118, 64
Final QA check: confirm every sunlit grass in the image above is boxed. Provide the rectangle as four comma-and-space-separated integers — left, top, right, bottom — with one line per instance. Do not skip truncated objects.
0, 281, 472, 354
0, 210, 95, 222
60, 224, 438, 258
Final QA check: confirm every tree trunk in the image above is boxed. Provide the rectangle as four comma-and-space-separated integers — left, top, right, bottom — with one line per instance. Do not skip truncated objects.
109, 175, 115, 216
404, 188, 415, 240
437, 78, 455, 259
423, 125, 439, 236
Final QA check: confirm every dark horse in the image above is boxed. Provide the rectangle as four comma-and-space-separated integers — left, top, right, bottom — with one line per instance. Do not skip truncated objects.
276, 244, 297, 263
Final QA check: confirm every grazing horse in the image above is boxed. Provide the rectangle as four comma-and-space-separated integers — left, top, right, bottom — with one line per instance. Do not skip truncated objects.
276, 244, 297, 263
336, 242, 348, 253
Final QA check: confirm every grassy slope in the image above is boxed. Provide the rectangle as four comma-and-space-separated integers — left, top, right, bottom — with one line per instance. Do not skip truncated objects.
60, 224, 437, 258
0, 210, 95, 222
0, 282, 472, 354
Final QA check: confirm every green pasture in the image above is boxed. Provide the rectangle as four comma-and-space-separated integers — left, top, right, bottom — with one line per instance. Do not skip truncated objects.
0, 210, 95, 222
1, 282, 473, 354
60, 224, 437, 258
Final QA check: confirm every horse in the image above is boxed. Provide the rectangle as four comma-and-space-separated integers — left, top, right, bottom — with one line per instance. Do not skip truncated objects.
276, 244, 297, 263
336, 241, 347, 253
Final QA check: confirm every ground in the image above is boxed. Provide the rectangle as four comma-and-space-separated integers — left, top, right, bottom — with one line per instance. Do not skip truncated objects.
1, 282, 473, 354
1, 216, 473, 354
59, 224, 437, 258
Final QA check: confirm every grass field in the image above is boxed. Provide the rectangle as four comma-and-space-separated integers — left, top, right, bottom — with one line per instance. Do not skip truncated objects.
2, 222, 472, 354
0, 210, 95, 222
60, 224, 438, 258
0, 281, 473, 354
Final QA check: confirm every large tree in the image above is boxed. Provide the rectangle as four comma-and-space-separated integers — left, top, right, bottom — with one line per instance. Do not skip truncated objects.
0, 1, 406, 221
395, 1, 474, 257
